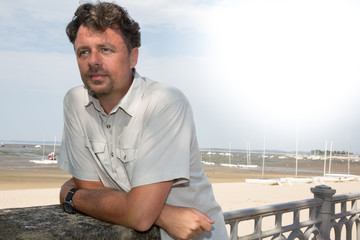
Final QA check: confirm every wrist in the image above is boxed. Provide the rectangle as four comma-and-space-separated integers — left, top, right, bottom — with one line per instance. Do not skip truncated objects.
63, 188, 78, 214
155, 204, 172, 228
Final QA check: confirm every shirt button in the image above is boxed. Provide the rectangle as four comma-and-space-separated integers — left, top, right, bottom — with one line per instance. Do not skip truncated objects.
106, 124, 111, 128
124, 155, 127, 160
110, 152, 114, 157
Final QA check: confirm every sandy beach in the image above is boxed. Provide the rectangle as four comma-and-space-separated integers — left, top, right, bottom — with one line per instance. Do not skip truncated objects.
2, 181, 360, 212
1, 165, 360, 212
1, 144, 360, 212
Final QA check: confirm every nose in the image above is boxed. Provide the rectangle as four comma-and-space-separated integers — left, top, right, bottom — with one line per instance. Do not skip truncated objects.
88, 52, 102, 67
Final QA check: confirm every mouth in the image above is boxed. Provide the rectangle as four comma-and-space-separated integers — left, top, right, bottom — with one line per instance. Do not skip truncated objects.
90, 73, 107, 81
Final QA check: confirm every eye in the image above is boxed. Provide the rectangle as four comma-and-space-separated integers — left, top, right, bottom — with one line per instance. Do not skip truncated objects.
78, 50, 89, 57
102, 48, 112, 53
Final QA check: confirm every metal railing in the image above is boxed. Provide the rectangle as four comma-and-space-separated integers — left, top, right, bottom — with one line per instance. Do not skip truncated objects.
224, 185, 360, 240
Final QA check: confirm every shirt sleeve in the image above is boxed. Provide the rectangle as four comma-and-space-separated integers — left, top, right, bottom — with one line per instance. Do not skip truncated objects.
130, 98, 194, 188
57, 89, 100, 181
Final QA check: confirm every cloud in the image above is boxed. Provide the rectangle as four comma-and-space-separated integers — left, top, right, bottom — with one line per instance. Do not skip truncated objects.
137, 0, 360, 152
1, 0, 360, 152
0, 51, 78, 95
119, 0, 213, 32
0, 50, 79, 142
0, 1, 78, 53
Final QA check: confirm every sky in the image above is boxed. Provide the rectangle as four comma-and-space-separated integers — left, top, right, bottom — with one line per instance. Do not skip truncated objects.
1, 0, 360, 153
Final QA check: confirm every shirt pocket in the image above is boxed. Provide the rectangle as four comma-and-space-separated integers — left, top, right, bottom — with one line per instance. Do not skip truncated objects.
84, 138, 112, 170
115, 147, 138, 181
85, 139, 107, 155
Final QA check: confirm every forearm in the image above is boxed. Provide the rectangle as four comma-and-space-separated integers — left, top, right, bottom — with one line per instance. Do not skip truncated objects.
60, 178, 171, 232
73, 188, 138, 228
75, 188, 170, 231
73, 188, 177, 231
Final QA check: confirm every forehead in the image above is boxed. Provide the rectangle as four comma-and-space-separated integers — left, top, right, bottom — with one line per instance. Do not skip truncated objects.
74, 25, 126, 48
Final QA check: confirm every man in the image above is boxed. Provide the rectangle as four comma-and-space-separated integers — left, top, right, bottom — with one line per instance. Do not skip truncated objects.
58, 2, 229, 239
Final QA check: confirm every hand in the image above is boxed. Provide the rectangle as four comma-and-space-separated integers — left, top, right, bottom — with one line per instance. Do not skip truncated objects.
156, 205, 214, 240
59, 178, 77, 205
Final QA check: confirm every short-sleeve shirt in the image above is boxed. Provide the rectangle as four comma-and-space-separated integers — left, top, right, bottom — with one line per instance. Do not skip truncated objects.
58, 72, 229, 239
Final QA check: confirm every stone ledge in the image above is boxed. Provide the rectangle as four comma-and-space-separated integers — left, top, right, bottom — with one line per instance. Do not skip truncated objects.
0, 205, 160, 240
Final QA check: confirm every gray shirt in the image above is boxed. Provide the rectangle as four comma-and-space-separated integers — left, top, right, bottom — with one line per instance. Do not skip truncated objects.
58, 72, 229, 239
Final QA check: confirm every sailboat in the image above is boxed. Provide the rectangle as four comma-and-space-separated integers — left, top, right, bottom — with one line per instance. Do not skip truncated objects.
246, 123, 282, 185
220, 142, 238, 167
238, 141, 258, 168
323, 140, 360, 182
30, 137, 58, 164
202, 146, 215, 165
283, 127, 312, 184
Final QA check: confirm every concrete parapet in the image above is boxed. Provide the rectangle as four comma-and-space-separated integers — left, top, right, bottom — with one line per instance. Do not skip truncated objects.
0, 205, 160, 239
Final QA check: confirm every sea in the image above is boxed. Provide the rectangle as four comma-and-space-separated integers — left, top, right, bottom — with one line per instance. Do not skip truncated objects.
0, 142, 59, 170
1, 141, 359, 176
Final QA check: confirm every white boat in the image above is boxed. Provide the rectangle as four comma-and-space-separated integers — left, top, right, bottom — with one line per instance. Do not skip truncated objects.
281, 177, 313, 184
202, 161, 215, 165
245, 178, 282, 185
246, 177, 314, 185
238, 164, 258, 168
30, 137, 58, 164
243, 141, 258, 168
202, 146, 215, 165
220, 163, 238, 168
323, 174, 360, 182
30, 159, 57, 164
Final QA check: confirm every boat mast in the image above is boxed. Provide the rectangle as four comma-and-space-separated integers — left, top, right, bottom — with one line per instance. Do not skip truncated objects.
228, 141, 231, 164
328, 141, 333, 174
53, 136, 56, 159
246, 141, 251, 165
323, 140, 327, 176
347, 146, 350, 175
248, 142, 251, 165
347, 132, 350, 175
295, 127, 299, 178
42, 137, 45, 160
208, 145, 211, 163
261, 123, 267, 179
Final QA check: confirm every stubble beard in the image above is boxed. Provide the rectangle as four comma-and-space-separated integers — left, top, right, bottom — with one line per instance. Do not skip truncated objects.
83, 66, 113, 98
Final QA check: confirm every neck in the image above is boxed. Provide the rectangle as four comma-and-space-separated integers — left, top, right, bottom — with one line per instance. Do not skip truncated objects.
99, 97, 120, 115
98, 75, 134, 115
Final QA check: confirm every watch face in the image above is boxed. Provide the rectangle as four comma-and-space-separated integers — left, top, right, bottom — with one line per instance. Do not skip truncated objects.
63, 202, 75, 214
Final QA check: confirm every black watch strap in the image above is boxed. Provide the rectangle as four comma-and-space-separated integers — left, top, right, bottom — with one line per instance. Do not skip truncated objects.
64, 188, 78, 214
65, 188, 78, 202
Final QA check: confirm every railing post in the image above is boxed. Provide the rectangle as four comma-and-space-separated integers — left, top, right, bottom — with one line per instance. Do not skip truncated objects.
311, 185, 336, 240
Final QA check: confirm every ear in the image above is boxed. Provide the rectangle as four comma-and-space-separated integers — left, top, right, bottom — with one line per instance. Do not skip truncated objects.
130, 48, 139, 69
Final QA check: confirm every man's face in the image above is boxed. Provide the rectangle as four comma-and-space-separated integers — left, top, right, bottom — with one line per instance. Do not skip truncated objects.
74, 25, 138, 99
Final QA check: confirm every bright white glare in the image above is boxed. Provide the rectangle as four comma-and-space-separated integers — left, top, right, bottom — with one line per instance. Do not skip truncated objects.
137, 0, 360, 151
205, 0, 360, 124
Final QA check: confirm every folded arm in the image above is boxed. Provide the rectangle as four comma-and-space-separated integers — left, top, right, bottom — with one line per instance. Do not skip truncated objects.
60, 177, 172, 231
60, 178, 214, 238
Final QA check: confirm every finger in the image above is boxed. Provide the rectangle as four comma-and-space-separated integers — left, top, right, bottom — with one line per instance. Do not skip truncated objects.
192, 213, 213, 233
200, 220, 213, 232
196, 227, 205, 236
193, 209, 215, 224
188, 228, 204, 240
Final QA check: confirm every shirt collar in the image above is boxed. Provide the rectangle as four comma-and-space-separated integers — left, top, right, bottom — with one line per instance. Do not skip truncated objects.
85, 71, 144, 117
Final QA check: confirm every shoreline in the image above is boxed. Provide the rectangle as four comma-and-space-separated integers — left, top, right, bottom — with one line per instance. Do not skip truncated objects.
2, 145, 360, 211
2, 165, 360, 211
2, 181, 360, 211
0, 162, 359, 190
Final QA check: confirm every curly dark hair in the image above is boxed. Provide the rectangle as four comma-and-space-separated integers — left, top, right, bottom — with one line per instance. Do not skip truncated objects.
66, 2, 141, 52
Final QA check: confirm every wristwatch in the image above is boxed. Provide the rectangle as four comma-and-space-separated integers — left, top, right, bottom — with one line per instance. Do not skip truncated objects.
63, 188, 78, 214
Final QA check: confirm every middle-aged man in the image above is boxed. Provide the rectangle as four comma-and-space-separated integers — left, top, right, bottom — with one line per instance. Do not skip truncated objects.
58, 2, 229, 239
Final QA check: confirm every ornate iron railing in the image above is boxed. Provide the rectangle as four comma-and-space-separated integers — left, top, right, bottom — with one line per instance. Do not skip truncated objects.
224, 185, 360, 240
